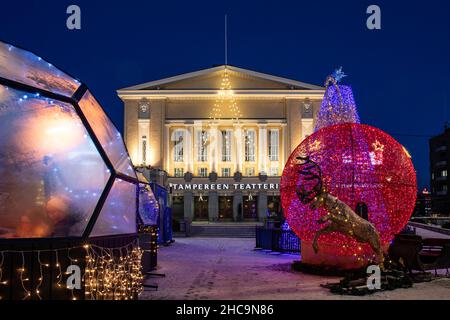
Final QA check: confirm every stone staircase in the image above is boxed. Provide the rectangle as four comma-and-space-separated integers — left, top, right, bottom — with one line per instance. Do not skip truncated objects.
188, 222, 262, 238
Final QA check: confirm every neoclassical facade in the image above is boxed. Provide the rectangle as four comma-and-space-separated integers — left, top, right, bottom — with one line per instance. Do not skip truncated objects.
117, 65, 324, 223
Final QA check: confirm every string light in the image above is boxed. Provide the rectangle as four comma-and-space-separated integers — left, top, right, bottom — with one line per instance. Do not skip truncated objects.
84, 241, 143, 300
0, 41, 80, 97
209, 68, 242, 123
84, 241, 144, 300
19, 252, 31, 300
0, 251, 5, 300
36, 251, 44, 299
0, 240, 144, 300
55, 250, 63, 289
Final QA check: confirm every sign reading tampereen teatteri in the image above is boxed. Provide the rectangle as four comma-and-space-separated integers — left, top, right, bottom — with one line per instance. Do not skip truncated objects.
169, 183, 279, 191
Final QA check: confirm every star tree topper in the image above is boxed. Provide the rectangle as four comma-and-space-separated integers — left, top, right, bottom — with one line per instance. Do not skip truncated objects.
332, 67, 347, 83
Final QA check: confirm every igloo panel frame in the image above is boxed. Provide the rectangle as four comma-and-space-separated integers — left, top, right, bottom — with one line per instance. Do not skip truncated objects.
0, 41, 140, 241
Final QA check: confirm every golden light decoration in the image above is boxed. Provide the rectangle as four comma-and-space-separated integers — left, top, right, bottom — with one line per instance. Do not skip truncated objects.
209, 68, 242, 123
84, 242, 144, 300
372, 140, 384, 152
0, 241, 144, 300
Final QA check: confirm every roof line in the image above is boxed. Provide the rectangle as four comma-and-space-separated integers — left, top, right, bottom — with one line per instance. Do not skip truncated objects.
118, 65, 324, 91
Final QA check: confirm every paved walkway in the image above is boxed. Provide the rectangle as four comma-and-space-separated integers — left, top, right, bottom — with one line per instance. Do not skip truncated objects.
140, 237, 450, 300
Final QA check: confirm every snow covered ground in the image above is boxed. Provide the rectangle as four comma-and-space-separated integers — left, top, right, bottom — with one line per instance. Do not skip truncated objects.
140, 237, 450, 300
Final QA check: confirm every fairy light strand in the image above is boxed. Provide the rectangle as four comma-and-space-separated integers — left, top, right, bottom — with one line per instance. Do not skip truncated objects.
0, 240, 144, 300
0, 251, 5, 300
19, 252, 31, 300
36, 251, 44, 300
209, 68, 242, 123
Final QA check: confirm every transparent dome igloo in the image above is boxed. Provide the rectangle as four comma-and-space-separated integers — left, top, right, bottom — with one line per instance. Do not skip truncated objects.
0, 41, 141, 239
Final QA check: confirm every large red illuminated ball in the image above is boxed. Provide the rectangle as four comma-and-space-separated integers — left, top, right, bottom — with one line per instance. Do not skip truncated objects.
281, 123, 417, 261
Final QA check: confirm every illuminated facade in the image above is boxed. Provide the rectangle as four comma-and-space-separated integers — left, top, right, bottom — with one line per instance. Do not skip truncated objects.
118, 65, 324, 222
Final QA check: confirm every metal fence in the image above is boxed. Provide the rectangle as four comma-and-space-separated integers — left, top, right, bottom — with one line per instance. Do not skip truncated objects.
255, 227, 301, 253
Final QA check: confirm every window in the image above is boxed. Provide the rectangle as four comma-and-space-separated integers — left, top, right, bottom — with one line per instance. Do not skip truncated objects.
244, 129, 256, 162
196, 130, 208, 162
268, 129, 279, 161
443, 185, 448, 193
221, 167, 231, 177
173, 130, 184, 162
141, 135, 147, 165
198, 167, 208, 177
269, 167, 279, 176
221, 130, 232, 162
174, 168, 184, 177
442, 170, 448, 177
245, 167, 255, 176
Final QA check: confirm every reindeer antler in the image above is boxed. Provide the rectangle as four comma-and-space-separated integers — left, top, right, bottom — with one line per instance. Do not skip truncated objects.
295, 155, 323, 204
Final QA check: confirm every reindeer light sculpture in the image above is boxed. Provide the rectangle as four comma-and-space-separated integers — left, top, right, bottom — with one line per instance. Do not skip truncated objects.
295, 156, 384, 266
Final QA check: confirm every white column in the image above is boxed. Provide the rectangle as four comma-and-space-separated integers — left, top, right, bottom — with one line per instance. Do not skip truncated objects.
234, 124, 243, 173
209, 125, 219, 173
258, 124, 267, 174
185, 124, 194, 173
165, 125, 170, 174
138, 120, 150, 165
281, 123, 287, 170
216, 127, 221, 173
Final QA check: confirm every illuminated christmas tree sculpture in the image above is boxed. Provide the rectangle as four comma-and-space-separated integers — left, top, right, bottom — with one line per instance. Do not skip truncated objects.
314, 67, 360, 132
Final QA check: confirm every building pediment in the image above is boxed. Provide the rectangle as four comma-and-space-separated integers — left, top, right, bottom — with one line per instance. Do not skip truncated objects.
118, 65, 323, 91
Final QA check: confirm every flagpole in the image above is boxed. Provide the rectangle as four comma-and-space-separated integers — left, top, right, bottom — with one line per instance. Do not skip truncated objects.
225, 14, 228, 66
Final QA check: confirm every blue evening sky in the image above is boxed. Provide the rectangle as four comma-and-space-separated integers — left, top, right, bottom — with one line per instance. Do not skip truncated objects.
1, 0, 449, 189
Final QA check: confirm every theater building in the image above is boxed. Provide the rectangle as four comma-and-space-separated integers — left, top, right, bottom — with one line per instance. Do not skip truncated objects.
117, 65, 324, 224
